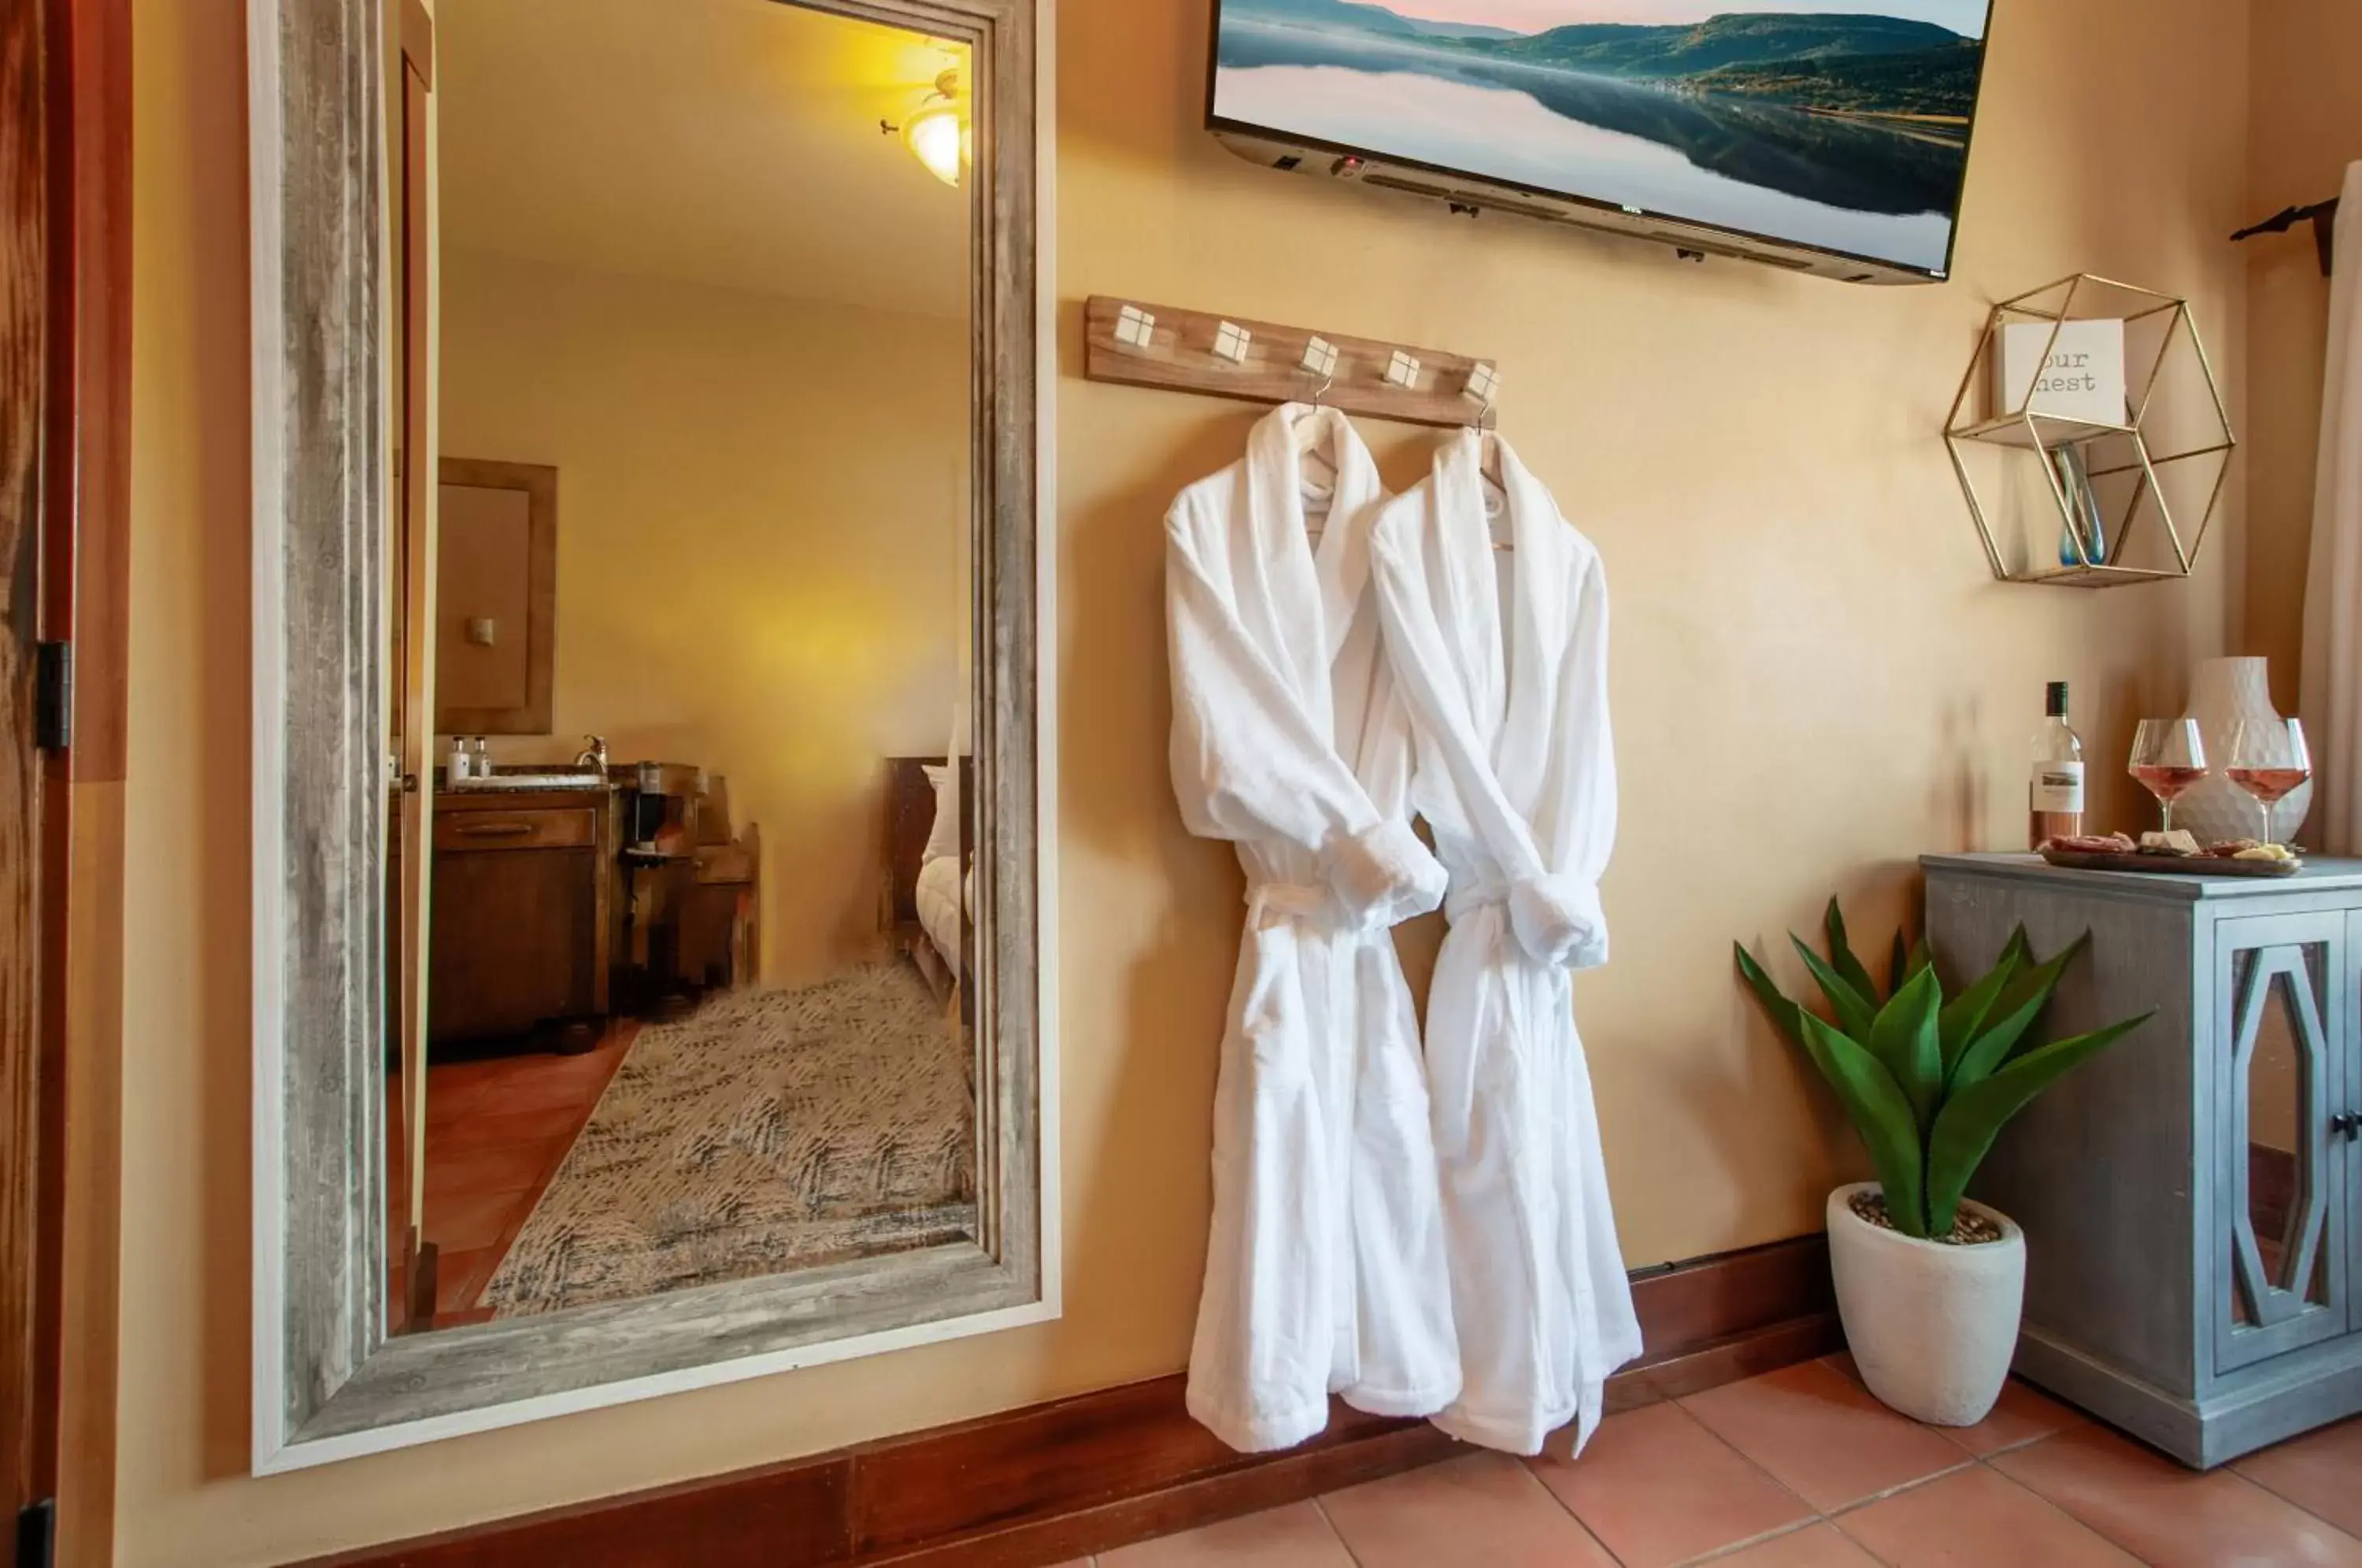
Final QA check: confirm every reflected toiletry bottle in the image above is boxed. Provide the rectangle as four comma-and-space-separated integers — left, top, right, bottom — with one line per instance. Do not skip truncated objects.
2030, 681, 2086, 848
472, 737, 491, 778
447, 736, 471, 784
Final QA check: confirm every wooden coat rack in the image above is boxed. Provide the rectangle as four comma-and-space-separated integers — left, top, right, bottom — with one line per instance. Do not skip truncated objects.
1082, 295, 1497, 430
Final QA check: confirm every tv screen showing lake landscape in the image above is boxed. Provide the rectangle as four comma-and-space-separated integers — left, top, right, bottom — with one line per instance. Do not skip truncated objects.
1209, 0, 1993, 274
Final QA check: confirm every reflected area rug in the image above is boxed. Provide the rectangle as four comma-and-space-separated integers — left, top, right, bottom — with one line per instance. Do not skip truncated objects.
482, 959, 974, 1317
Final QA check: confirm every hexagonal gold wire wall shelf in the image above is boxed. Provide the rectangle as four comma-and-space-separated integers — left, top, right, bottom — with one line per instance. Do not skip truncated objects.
1945, 274, 2236, 587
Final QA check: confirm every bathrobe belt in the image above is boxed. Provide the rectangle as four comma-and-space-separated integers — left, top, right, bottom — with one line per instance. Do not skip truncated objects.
1244, 879, 1331, 930
1443, 871, 1609, 970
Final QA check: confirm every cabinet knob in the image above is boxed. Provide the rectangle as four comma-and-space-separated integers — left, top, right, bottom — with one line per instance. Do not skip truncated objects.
2334, 1111, 2362, 1141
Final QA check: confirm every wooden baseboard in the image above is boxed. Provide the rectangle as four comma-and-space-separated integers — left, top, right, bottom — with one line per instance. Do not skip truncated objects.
302, 1233, 1837, 1568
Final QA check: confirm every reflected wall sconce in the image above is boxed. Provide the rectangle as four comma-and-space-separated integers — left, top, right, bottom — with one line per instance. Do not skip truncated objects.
883, 68, 968, 188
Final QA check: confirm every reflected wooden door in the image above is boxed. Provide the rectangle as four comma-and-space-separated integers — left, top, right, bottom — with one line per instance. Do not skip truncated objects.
390, 0, 437, 1333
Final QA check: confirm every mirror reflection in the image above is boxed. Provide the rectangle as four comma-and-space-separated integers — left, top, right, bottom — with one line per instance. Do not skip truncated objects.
385, 0, 979, 1331
2231, 959, 2325, 1324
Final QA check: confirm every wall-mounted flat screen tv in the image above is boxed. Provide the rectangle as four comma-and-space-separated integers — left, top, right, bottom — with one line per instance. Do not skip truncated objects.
1205, 0, 1995, 284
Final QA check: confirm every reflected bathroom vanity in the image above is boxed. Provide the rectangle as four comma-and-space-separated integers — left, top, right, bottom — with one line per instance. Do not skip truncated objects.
1923, 852, 2362, 1467
422, 784, 618, 1048
413, 760, 765, 1052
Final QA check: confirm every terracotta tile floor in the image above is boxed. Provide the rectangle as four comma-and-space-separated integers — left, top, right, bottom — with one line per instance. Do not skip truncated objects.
386, 1027, 634, 1327
1069, 1356, 2362, 1566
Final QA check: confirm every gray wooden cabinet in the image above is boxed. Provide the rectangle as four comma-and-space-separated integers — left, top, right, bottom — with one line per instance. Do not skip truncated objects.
1923, 853, 2362, 1467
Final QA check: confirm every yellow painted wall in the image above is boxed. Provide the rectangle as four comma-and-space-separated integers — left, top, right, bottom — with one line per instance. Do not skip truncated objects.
2227, 0, 2362, 1163
115, 0, 2256, 1562
439, 248, 969, 985
2241, 0, 2362, 708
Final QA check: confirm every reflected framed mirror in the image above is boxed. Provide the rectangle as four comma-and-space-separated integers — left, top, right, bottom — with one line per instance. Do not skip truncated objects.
248, 0, 1050, 1470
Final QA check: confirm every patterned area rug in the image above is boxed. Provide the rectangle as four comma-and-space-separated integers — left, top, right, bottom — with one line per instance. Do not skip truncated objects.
482, 960, 975, 1317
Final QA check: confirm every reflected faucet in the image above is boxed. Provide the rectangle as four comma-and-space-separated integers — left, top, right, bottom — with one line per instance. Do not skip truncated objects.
574, 734, 609, 777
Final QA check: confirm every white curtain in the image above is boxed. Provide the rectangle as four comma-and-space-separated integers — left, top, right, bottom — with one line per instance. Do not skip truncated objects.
2300, 163, 2362, 852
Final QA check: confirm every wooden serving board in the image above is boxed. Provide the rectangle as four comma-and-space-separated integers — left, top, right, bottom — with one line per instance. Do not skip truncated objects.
2038, 848, 2301, 878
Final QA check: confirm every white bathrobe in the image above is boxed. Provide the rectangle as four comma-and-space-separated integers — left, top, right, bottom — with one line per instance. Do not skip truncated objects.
1168, 405, 1460, 1452
1368, 429, 1642, 1457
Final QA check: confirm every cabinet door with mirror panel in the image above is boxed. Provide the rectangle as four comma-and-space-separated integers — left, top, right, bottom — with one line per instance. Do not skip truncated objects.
252, 0, 1043, 1470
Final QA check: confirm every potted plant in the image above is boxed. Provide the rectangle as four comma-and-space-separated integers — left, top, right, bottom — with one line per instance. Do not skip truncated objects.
1734, 900, 2152, 1426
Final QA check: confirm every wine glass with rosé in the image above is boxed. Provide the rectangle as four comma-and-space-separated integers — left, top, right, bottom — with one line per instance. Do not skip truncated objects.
2227, 716, 2312, 848
2129, 719, 2207, 834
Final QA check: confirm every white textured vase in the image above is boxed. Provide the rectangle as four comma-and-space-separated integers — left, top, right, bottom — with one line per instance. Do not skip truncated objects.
2175, 656, 2314, 846
1827, 1183, 2025, 1426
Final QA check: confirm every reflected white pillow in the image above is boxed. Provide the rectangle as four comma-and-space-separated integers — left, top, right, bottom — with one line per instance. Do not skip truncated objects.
921, 764, 961, 863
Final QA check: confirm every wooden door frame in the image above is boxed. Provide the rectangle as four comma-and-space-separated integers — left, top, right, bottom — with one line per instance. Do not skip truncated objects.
392, 0, 435, 1339
0, 0, 50, 1551
3, 0, 131, 1563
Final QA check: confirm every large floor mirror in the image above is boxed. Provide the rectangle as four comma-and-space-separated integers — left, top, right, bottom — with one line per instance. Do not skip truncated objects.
250, 0, 1044, 1469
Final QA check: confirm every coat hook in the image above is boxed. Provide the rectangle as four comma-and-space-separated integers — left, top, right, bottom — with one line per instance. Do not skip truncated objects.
1464, 362, 1501, 433
1113, 303, 1157, 350
1212, 320, 1253, 364
1298, 337, 1339, 409
1384, 349, 1422, 390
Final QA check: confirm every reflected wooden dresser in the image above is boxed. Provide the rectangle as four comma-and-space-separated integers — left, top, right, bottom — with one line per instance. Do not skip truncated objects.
426, 787, 616, 1045
1923, 852, 2362, 1466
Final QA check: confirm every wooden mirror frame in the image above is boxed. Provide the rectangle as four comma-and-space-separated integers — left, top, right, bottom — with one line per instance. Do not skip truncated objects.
433, 457, 559, 737
246, 0, 1053, 1471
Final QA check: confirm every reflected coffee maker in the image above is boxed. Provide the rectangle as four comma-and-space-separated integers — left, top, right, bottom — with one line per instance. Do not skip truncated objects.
620, 761, 760, 1015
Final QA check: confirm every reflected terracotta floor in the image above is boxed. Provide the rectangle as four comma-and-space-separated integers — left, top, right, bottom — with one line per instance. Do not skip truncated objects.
387, 1026, 635, 1329
1072, 1356, 2362, 1567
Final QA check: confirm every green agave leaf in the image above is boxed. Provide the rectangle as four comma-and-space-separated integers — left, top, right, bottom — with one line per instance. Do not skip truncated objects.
1824, 899, 1882, 1011
1870, 965, 1945, 1134
1989, 930, 2092, 1056
1886, 931, 1933, 1001
1792, 934, 1876, 1042
1948, 982, 2053, 1092
1734, 942, 1804, 1048
1990, 926, 2031, 986
1924, 1012, 2153, 1231
1797, 1009, 1929, 1237
1938, 941, 2020, 1077
1951, 930, 2093, 1090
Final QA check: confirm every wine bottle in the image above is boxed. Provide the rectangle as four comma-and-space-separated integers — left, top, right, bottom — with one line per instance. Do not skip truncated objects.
2030, 681, 2086, 848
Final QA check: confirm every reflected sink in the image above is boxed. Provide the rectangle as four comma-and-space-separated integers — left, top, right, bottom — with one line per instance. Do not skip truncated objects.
444, 766, 611, 793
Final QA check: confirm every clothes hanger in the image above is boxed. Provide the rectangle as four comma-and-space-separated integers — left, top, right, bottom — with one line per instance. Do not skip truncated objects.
1467, 394, 1511, 551
1291, 359, 1339, 513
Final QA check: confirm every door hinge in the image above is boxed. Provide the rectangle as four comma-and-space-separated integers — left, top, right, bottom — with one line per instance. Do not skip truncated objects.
16, 1499, 55, 1568
34, 641, 72, 753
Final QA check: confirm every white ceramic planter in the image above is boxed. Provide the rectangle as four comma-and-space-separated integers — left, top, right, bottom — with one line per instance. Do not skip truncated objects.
1827, 1182, 2026, 1427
